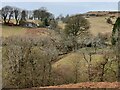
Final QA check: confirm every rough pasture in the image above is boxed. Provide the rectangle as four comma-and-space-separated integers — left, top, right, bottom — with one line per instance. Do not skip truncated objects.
25, 28, 50, 36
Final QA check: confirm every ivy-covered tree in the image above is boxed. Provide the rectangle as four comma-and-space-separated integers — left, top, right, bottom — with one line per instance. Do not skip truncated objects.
111, 17, 120, 45
111, 17, 120, 81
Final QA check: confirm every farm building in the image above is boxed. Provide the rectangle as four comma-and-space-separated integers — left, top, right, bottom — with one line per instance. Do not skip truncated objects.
20, 22, 38, 28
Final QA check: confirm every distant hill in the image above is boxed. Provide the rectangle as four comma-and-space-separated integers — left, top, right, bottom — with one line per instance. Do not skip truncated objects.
84, 11, 120, 17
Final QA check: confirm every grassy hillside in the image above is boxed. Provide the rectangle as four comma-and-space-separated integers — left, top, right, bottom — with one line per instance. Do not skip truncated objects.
53, 48, 117, 82
2, 25, 26, 37
86, 16, 116, 36
1, 16, 116, 37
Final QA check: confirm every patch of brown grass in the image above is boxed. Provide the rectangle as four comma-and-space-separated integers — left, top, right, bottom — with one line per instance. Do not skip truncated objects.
39, 82, 120, 88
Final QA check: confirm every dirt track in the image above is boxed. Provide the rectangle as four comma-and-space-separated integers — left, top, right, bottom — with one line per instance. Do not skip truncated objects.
17, 82, 120, 90
40, 82, 120, 88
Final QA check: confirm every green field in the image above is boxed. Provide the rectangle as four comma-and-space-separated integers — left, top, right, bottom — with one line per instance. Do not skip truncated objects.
2, 25, 26, 37
1, 16, 116, 37
86, 16, 116, 36
52, 47, 117, 82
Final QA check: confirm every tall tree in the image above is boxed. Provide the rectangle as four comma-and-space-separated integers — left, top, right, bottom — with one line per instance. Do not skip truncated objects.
39, 7, 54, 21
14, 8, 21, 25
64, 14, 90, 50
118, 19, 120, 82
1, 6, 13, 24
111, 17, 120, 81
33, 9, 39, 20
111, 17, 120, 45
65, 15, 89, 36
7, 10, 14, 23
83, 53, 93, 81
38, 7, 47, 21
21, 10, 27, 21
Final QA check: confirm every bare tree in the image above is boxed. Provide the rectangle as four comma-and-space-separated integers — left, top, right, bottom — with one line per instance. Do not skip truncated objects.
1, 6, 13, 24
64, 14, 90, 51
14, 8, 21, 25
72, 59, 80, 83
98, 54, 109, 82
83, 52, 93, 81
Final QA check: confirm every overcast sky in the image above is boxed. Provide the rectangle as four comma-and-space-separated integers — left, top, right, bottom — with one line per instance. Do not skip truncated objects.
1, 2, 118, 17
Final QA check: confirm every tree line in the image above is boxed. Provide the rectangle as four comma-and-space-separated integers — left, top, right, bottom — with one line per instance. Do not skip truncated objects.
1, 6, 69, 27
1, 6, 54, 26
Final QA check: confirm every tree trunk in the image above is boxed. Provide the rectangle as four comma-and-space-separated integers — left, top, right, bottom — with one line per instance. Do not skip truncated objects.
117, 28, 120, 81
3, 16, 7, 24
48, 60, 52, 85
88, 54, 92, 81
8, 12, 13, 23
15, 19, 19, 25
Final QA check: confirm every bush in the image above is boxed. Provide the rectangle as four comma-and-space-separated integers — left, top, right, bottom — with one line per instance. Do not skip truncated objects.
38, 21, 45, 28
2, 35, 118, 88
106, 18, 113, 24
2, 35, 59, 88
19, 20, 27, 26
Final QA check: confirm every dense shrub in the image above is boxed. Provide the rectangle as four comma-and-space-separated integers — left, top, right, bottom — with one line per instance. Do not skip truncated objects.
38, 22, 45, 28
106, 18, 113, 25
2, 32, 79, 88
2, 35, 60, 88
2, 34, 118, 89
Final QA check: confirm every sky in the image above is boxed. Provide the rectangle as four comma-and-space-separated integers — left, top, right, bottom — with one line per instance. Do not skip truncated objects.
1, 2, 119, 17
